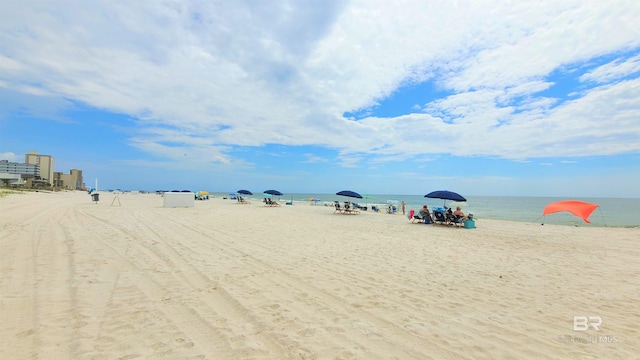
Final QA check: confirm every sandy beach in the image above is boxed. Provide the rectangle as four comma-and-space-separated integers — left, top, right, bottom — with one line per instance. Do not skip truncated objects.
1, 191, 638, 359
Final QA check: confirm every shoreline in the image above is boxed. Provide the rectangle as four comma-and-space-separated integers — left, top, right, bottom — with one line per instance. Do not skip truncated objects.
9, 189, 634, 227
1, 191, 638, 359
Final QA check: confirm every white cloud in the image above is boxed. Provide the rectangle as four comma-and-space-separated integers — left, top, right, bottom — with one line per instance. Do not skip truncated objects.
580, 54, 640, 83
302, 154, 329, 164
1, 0, 639, 166
0, 152, 20, 162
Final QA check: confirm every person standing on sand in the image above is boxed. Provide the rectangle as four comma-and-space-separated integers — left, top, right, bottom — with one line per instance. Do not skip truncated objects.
401, 201, 406, 215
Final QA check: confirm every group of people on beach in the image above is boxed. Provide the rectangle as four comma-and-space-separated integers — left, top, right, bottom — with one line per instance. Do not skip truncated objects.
416, 204, 468, 224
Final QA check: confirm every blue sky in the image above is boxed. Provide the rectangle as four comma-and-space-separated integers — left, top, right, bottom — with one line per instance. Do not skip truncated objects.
1, 1, 639, 197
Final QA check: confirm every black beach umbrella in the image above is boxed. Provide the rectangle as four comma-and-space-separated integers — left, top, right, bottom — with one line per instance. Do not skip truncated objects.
237, 189, 253, 195
425, 190, 466, 207
264, 189, 283, 196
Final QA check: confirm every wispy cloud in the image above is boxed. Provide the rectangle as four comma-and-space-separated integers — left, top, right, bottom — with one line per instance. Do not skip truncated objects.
581, 55, 640, 83
302, 153, 329, 164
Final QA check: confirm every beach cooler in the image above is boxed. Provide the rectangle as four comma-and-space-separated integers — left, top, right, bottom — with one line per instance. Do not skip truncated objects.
463, 219, 476, 229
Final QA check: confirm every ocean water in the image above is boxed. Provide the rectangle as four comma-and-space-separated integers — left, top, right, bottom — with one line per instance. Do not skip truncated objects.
212, 192, 640, 228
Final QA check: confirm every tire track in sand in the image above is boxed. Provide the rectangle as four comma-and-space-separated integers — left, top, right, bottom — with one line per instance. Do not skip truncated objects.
145, 210, 458, 359
77, 207, 286, 359
1, 204, 79, 359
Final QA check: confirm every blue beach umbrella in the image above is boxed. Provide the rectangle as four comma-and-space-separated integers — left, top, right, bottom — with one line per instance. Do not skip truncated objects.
425, 190, 466, 207
336, 190, 363, 199
237, 189, 253, 195
264, 189, 283, 196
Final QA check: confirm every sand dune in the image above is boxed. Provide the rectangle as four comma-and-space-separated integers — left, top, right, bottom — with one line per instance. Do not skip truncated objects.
1, 191, 638, 359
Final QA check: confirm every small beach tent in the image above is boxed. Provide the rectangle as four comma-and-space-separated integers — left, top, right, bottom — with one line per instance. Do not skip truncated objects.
542, 200, 599, 223
163, 191, 195, 208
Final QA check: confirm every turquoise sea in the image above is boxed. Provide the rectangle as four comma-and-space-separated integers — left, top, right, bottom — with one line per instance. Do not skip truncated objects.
211, 192, 640, 228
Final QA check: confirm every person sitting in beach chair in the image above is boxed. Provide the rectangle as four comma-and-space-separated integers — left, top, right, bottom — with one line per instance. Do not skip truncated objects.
445, 208, 455, 223
414, 205, 432, 223
444, 207, 462, 226
409, 209, 426, 223
371, 205, 380, 212
453, 206, 467, 221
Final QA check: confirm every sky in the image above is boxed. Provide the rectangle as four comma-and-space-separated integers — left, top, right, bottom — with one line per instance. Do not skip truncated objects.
1, 0, 639, 197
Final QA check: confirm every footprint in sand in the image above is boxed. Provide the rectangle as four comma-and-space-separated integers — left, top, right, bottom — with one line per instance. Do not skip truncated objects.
174, 337, 194, 348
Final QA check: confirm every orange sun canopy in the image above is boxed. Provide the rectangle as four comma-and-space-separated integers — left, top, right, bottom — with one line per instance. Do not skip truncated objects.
542, 200, 599, 223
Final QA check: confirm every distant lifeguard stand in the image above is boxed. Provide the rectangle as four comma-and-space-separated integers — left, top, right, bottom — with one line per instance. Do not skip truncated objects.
111, 193, 121, 206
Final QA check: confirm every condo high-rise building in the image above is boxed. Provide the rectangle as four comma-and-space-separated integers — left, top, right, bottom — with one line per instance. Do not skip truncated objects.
25, 151, 54, 183
53, 169, 84, 190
